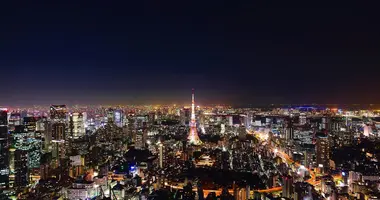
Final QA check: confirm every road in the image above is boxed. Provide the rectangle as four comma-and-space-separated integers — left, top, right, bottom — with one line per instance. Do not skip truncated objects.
246, 129, 341, 192
165, 129, 341, 196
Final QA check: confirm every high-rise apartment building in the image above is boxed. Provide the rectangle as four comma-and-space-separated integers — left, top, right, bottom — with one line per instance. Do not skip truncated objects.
316, 132, 330, 173
285, 118, 294, 142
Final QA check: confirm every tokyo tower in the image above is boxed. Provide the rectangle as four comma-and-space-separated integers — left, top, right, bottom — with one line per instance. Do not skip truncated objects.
187, 89, 202, 145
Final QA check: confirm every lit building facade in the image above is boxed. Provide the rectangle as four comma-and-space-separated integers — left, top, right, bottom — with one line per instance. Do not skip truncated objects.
14, 149, 28, 188
67, 181, 98, 200
70, 112, 86, 138
23, 117, 36, 132
0, 109, 9, 189
50, 105, 67, 121
316, 132, 330, 173
52, 123, 66, 162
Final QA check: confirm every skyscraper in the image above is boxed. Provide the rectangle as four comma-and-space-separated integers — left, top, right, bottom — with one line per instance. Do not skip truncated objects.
50, 105, 67, 167
40, 153, 52, 180
0, 108, 9, 189
285, 117, 294, 142
69, 112, 85, 138
187, 89, 202, 145
44, 121, 52, 152
316, 132, 330, 173
52, 123, 66, 162
14, 149, 28, 188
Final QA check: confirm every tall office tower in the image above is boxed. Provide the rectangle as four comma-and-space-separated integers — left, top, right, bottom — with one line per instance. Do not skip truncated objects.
69, 113, 85, 138
50, 105, 67, 121
282, 175, 294, 199
316, 132, 330, 173
187, 89, 202, 145
40, 153, 52, 180
0, 108, 9, 189
52, 123, 66, 163
43, 121, 52, 152
14, 150, 28, 188
285, 118, 294, 142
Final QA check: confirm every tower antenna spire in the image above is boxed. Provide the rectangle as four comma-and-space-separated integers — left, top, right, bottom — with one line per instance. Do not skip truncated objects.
188, 88, 201, 145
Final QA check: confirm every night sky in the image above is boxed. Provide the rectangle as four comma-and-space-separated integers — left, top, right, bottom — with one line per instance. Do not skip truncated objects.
1, 1, 380, 106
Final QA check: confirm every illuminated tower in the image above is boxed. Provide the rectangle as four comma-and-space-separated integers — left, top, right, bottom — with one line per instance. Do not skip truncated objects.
187, 89, 202, 145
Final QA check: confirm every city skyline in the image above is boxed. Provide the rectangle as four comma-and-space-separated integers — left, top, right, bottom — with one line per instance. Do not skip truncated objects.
1, 1, 380, 105
2, 1, 380, 199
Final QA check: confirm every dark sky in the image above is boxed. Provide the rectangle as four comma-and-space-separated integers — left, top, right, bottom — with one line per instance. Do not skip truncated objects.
1, 1, 380, 106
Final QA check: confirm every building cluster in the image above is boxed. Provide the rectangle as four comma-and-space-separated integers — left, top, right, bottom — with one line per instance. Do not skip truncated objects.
1, 95, 380, 199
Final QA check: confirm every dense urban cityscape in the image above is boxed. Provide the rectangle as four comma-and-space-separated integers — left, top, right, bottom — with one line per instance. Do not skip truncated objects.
2, 1, 380, 200
0, 90, 380, 199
